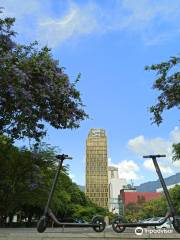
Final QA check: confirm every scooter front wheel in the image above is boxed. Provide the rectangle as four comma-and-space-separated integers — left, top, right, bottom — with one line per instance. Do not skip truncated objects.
37, 216, 47, 233
112, 216, 126, 233
91, 215, 106, 232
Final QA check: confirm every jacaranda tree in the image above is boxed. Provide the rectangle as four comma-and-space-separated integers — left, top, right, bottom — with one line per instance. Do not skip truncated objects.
0, 14, 88, 142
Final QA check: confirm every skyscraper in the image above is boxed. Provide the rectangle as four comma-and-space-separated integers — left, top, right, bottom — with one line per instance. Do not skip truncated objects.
86, 129, 108, 208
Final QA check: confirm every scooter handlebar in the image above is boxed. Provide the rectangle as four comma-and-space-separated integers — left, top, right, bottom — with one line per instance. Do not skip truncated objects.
143, 155, 166, 159
56, 154, 73, 160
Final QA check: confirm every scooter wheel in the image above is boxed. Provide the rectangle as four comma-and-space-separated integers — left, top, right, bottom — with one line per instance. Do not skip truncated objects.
172, 218, 180, 233
173, 225, 180, 233
112, 216, 126, 233
91, 215, 106, 232
37, 216, 47, 233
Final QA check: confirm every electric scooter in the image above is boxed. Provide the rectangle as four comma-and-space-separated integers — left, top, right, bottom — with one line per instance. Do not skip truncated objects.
112, 155, 180, 233
37, 154, 106, 233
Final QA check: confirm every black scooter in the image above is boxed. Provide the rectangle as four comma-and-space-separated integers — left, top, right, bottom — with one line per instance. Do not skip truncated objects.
37, 154, 106, 233
112, 155, 180, 233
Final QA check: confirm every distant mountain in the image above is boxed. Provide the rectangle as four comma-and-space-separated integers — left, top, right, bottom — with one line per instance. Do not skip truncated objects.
78, 185, 85, 192
136, 172, 180, 192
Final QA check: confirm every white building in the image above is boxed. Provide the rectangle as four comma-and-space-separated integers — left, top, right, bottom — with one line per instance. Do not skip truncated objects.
108, 166, 127, 214
109, 178, 127, 198
108, 166, 119, 181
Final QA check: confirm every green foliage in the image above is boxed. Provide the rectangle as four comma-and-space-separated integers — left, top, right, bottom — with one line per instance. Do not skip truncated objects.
0, 138, 107, 223
172, 143, 180, 161
72, 205, 97, 222
0, 138, 53, 218
169, 185, 180, 214
107, 211, 117, 224
0, 15, 88, 142
145, 55, 180, 160
125, 202, 140, 222
139, 198, 167, 219
145, 56, 180, 125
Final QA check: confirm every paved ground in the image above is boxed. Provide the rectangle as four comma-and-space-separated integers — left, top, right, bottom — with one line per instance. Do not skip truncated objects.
0, 226, 180, 240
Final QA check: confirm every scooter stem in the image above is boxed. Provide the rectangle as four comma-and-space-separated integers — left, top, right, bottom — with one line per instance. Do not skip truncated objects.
152, 156, 176, 216
43, 159, 64, 216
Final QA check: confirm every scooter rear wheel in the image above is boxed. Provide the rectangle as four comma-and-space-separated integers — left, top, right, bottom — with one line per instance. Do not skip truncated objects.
173, 217, 180, 233
91, 215, 106, 232
37, 216, 47, 233
173, 225, 180, 233
112, 216, 126, 233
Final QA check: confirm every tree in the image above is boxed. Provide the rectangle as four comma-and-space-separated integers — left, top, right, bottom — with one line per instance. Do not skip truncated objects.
0, 139, 107, 225
139, 198, 167, 219
145, 56, 180, 159
172, 143, 180, 161
0, 137, 38, 220
145, 56, 180, 125
0, 15, 88, 142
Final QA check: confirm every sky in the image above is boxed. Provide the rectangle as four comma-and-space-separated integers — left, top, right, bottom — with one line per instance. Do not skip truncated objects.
1, 0, 180, 186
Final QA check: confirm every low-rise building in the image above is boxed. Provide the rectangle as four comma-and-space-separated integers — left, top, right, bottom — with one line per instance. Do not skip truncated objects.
120, 189, 161, 207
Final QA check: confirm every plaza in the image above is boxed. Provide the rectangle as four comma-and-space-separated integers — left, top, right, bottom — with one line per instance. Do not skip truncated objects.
0, 227, 180, 240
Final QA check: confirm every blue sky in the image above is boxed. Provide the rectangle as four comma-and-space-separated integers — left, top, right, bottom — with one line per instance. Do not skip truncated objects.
1, 0, 180, 186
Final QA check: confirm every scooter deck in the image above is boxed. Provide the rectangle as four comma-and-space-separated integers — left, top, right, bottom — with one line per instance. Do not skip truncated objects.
48, 209, 102, 228
117, 217, 168, 228
51, 222, 101, 228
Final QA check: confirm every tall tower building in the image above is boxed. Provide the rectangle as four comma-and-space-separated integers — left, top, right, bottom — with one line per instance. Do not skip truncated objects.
86, 129, 108, 208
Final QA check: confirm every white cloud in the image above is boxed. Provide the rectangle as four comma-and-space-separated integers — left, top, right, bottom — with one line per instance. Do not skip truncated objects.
128, 127, 180, 175
1, 0, 99, 47
170, 127, 180, 144
1, 0, 180, 47
38, 2, 99, 47
128, 135, 172, 157
143, 159, 173, 175
109, 159, 141, 180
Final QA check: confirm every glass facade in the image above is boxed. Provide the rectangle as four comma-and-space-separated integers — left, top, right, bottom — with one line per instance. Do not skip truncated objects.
85, 129, 109, 208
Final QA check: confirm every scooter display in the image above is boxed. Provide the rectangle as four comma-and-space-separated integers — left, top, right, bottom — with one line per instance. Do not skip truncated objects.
37, 154, 106, 233
112, 155, 180, 233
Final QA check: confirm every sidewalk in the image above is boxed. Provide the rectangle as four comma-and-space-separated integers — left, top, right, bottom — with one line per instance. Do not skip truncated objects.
0, 228, 180, 240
